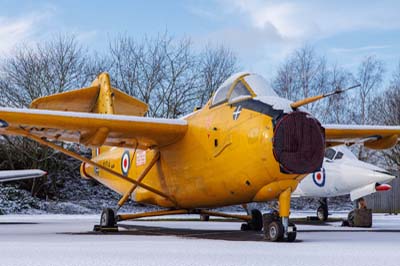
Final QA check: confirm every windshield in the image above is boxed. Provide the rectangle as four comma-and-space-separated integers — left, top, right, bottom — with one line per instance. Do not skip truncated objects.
244, 74, 277, 97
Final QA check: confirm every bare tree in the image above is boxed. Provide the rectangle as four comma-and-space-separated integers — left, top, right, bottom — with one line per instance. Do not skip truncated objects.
0, 35, 101, 198
196, 44, 239, 106
109, 33, 239, 118
322, 64, 355, 124
272, 45, 334, 120
0, 35, 98, 107
353, 56, 385, 125
369, 63, 400, 169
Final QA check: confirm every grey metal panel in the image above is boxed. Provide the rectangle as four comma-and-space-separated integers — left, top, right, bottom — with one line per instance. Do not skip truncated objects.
365, 171, 400, 213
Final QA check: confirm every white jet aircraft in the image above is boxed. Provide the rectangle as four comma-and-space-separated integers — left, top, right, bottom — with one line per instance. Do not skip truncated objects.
0, 169, 46, 182
293, 146, 396, 220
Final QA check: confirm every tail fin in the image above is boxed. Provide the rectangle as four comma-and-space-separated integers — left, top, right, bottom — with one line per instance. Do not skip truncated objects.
30, 72, 147, 155
30, 72, 148, 116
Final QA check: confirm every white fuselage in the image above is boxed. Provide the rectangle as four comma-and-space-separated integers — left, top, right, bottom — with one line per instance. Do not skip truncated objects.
293, 146, 396, 200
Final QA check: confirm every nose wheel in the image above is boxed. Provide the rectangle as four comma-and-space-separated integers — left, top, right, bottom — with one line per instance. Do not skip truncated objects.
263, 213, 297, 242
263, 187, 297, 242
317, 198, 328, 221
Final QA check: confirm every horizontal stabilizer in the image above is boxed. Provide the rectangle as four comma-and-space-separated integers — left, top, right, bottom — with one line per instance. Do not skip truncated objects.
30, 74, 148, 116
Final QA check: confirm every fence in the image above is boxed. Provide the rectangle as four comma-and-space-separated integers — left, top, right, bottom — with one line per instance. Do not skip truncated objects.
365, 171, 400, 213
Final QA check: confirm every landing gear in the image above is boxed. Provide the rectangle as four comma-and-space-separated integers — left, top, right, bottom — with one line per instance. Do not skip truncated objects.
94, 208, 118, 232
317, 198, 328, 221
100, 208, 116, 227
240, 209, 263, 231
267, 221, 283, 241
263, 188, 297, 242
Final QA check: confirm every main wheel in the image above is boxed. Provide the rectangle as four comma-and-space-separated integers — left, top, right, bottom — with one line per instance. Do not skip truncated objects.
317, 205, 328, 221
287, 222, 297, 242
266, 221, 284, 242
100, 208, 116, 227
249, 209, 263, 231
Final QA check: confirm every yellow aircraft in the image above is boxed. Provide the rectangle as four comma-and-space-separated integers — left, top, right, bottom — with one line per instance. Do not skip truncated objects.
0, 72, 399, 242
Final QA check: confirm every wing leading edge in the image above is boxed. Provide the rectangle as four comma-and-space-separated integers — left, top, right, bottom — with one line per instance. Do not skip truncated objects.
325, 124, 400, 149
0, 107, 188, 149
0, 169, 46, 182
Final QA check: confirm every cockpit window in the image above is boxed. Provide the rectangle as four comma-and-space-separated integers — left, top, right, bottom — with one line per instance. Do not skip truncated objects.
334, 151, 344, 160
211, 83, 230, 106
211, 72, 249, 107
324, 148, 336, 160
243, 74, 278, 97
229, 81, 251, 102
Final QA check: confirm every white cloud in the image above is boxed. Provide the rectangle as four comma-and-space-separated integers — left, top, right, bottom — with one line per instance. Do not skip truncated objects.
225, 0, 400, 40
197, 0, 400, 74
0, 9, 54, 55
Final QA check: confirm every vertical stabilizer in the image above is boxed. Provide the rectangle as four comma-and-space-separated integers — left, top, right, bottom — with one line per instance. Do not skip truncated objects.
91, 73, 115, 115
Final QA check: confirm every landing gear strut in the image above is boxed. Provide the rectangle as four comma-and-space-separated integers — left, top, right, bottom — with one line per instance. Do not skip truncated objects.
241, 209, 263, 231
263, 188, 297, 242
317, 198, 328, 221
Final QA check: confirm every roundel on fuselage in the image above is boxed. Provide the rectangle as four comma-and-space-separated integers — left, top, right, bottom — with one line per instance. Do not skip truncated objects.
312, 168, 326, 187
121, 150, 130, 176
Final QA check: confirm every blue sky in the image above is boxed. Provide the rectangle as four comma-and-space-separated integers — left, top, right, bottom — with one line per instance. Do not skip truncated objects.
1, 0, 400, 80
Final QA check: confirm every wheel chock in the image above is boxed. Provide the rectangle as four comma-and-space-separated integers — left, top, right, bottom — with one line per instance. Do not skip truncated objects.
93, 225, 119, 232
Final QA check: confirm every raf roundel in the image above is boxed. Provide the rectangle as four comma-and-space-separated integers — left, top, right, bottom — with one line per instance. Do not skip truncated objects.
312, 168, 326, 187
121, 151, 130, 176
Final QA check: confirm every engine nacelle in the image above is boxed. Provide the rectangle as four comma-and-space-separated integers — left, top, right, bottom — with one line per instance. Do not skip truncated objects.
80, 162, 92, 179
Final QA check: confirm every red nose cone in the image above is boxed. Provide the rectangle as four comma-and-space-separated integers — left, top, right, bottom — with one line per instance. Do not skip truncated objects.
376, 184, 392, 191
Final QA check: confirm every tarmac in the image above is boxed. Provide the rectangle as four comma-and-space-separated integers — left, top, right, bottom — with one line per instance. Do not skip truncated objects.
0, 212, 399, 266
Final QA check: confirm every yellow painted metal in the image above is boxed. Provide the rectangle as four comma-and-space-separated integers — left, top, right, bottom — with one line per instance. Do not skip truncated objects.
13, 129, 176, 205
93, 73, 115, 115
290, 94, 324, 109
117, 150, 160, 208
365, 134, 398, 150
278, 188, 292, 218
118, 209, 189, 221
117, 209, 251, 222
1, 72, 399, 215
199, 210, 251, 221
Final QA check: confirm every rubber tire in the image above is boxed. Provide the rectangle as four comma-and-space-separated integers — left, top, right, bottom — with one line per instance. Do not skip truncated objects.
317, 205, 328, 221
287, 222, 297, 242
267, 221, 284, 242
200, 214, 210, 221
241, 223, 251, 231
249, 209, 263, 231
100, 208, 116, 227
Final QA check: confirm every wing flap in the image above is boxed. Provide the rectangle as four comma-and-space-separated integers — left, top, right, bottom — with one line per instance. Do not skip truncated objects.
0, 108, 187, 149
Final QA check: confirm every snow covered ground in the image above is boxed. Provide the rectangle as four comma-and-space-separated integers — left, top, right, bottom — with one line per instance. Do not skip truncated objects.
0, 212, 400, 266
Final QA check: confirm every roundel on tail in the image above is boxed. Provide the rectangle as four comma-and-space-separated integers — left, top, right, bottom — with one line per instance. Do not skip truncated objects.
121, 151, 130, 176
312, 168, 326, 187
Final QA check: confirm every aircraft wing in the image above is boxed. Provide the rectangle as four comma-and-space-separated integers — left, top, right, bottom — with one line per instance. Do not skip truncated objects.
324, 124, 400, 149
0, 108, 188, 149
0, 169, 46, 182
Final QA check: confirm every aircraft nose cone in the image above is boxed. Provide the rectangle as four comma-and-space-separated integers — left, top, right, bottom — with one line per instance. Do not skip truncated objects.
373, 169, 396, 183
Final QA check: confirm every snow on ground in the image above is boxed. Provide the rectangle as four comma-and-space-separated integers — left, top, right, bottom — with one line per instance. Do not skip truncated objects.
0, 212, 400, 266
